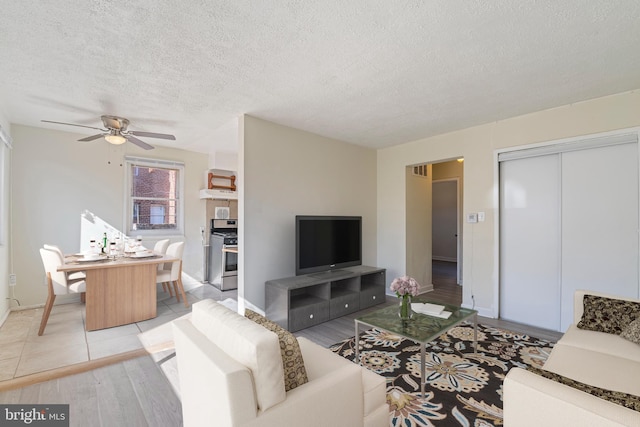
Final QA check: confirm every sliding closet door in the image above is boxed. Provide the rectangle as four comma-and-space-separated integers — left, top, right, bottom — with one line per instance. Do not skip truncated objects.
500, 134, 639, 332
560, 142, 639, 330
499, 155, 561, 330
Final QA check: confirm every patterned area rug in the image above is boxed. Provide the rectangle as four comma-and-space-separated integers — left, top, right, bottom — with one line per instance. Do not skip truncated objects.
330, 322, 555, 426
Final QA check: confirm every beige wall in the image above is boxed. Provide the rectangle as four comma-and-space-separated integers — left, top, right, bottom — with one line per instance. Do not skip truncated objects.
11, 125, 208, 307
240, 115, 377, 310
405, 164, 433, 293
0, 111, 11, 322
433, 160, 464, 181
378, 90, 640, 317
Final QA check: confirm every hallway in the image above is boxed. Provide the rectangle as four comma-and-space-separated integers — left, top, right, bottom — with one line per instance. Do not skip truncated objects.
429, 260, 462, 306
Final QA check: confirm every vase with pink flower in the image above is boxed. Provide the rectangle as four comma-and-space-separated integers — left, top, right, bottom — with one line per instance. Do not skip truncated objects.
390, 276, 419, 321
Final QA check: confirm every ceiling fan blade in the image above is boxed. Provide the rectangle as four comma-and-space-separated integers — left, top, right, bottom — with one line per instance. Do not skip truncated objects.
128, 130, 176, 140
126, 135, 154, 150
41, 120, 105, 131
78, 133, 105, 142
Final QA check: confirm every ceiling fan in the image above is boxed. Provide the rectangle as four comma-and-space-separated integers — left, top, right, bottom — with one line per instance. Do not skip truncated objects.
41, 115, 176, 150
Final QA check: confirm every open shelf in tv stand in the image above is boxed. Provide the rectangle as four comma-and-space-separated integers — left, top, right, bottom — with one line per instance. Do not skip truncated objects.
265, 265, 386, 332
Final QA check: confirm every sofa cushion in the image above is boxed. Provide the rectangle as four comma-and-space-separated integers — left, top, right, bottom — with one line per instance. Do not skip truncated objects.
621, 318, 640, 345
527, 366, 640, 413
191, 300, 285, 411
543, 341, 640, 396
245, 309, 309, 392
558, 324, 640, 363
576, 294, 640, 335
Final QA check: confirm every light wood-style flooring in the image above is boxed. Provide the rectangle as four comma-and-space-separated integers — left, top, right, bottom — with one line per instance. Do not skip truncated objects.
0, 263, 563, 426
297, 261, 562, 346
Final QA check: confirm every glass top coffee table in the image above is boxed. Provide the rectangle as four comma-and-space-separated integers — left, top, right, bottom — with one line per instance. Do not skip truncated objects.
354, 301, 477, 398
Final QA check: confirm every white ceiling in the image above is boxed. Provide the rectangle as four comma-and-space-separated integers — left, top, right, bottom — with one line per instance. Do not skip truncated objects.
1, 1, 639, 154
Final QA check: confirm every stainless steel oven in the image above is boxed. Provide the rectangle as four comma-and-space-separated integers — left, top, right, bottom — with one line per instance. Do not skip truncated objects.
208, 219, 238, 290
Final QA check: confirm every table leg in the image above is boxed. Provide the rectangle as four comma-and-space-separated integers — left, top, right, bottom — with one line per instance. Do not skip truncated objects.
420, 343, 426, 398
85, 263, 157, 331
474, 312, 478, 354
354, 321, 360, 364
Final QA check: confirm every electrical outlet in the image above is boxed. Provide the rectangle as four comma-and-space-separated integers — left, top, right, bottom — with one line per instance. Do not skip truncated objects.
9, 274, 16, 287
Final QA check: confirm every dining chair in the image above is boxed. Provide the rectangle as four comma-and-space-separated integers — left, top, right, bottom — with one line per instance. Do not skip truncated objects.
153, 239, 172, 295
38, 248, 86, 336
157, 241, 188, 307
43, 244, 86, 282
154, 239, 170, 255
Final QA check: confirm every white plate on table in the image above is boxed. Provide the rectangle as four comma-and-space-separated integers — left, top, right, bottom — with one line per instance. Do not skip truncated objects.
77, 255, 107, 262
129, 251, 156, 258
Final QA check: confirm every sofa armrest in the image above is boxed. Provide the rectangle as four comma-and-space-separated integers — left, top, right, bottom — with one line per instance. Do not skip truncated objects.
504, 368, 640, 427
172, 318, 258, 427
242, 363, 365, 427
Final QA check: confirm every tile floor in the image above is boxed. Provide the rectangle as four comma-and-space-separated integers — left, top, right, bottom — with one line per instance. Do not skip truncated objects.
0, 282, 235, 382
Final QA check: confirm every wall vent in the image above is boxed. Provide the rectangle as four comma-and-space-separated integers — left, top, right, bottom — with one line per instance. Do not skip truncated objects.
412, 164, 428, 178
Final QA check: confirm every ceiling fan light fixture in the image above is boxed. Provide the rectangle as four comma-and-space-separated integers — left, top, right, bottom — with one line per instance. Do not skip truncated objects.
105, 134, 126, 145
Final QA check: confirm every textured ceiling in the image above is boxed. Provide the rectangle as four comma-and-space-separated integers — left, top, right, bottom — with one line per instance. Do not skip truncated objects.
1, 1, 639, 154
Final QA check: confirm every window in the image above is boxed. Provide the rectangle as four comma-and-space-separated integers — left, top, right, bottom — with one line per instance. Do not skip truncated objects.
150, 205, 165, 225
125, 157, 184, 235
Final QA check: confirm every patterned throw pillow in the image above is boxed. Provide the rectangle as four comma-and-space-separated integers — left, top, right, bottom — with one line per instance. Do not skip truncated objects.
527, 366, 640, 412
576, 295, 640, 335
621, 318, 640, 345
245, 309, 309, 392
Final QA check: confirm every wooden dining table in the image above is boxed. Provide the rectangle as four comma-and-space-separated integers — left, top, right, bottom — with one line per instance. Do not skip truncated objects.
58, 253, 178, 331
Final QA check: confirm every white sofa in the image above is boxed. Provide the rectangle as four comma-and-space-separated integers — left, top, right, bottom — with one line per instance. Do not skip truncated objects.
504, 290, 640, 426
172, 299, 389, 427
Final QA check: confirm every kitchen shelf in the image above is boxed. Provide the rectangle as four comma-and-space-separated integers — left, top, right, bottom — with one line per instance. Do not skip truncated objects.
208, 173, 236, 191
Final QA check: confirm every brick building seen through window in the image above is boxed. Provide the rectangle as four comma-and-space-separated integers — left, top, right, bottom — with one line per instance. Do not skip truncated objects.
131, 165, 179, 231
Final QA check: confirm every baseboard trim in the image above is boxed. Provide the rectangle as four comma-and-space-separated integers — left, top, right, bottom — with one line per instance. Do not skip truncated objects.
0, 348, 148, 392
461, 303, 494, 319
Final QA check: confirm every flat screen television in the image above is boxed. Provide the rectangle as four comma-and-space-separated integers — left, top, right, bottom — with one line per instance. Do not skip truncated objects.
295, 215, 362, 275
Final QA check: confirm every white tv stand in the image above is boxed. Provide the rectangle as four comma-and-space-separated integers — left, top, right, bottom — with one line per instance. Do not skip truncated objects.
265, 265, 386, 332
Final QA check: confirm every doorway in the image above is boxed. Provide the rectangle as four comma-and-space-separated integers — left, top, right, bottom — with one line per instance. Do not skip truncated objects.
432, 179, 460, 284
405, 159, 463, 305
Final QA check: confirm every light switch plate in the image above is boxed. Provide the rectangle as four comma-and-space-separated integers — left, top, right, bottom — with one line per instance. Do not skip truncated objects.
478, 212, 485, 222
467, 213, 478, 223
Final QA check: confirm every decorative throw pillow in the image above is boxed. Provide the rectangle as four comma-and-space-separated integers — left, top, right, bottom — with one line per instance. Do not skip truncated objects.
621, 318, 640, 345
527, 366, 640, 412
576, 295, 640, 335
245, 309, 309, 392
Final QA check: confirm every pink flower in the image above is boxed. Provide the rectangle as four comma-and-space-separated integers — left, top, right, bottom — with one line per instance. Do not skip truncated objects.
390, 276, 419, 297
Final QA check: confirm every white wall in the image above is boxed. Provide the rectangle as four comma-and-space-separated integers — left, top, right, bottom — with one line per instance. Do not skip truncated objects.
378, 90, 640, 318
240, 115, 377, 310
0, 110, 11, 323
11, 125, 208, 307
